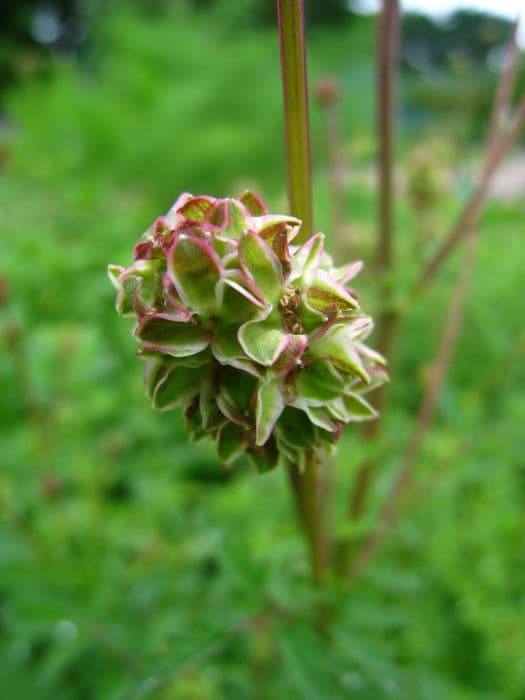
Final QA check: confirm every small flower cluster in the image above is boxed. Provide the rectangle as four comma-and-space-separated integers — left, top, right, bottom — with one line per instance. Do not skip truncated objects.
109, 193, 386, 472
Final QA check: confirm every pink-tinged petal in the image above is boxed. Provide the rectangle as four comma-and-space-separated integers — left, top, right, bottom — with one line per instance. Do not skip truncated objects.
133, 241, 153, 260
254, 214, 301, 243
162, 274, 193, 321
290, 233, 324, 286
168, 234, 223, 316
239, 191, 268, 216
333, 260, 364, 284
308, 324, 371, 383
216, 270, 266, 312
239, 232, 282, 305
136, 313, 209, 357
255, 379, 284, 446
177, 195, 216, 222
165, 193, 193, 227
207, 198, 252, 238
307, 269, 359, 313
108, 265, 125, 289
271, 334, 308, 378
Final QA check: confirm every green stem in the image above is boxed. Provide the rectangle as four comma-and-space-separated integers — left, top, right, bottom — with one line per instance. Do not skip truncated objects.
277, 0, 325, 585
277, 0, 313, 243
287, 454, 325, 585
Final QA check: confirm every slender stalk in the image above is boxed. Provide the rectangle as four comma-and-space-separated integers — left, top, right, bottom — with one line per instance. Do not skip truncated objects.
347, 20, 523, 581
277, 0, 313, 243
338, 0, 400, 572
417, 92, 525, 292
348, 230, 477, 581
277, 0, 326, 583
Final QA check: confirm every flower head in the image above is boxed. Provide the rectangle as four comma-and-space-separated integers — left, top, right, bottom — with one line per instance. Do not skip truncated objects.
109, 193, 387, 472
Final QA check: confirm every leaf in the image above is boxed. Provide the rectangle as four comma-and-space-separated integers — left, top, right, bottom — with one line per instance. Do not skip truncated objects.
342, 392, 378, 421
238, 315, 290, 366
246, 436, 280, 472
255, 379, 284, 445
295, 360, 344, 404
168, 234, 223, 316
152, 366, 203, 411
239, 232, 283, 305
275, 407, 316, 450
136, 314, 209, 357
308, 324, 371, 383
216, 423, 246, 464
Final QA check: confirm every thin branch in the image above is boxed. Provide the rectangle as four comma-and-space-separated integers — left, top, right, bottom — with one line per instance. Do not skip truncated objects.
277, 0, 313, 243
417, 18, 524, 293
346, 19, 525, 581
348, 229, 477, 581
376, 0, 400, 277
485, 19, 520, 151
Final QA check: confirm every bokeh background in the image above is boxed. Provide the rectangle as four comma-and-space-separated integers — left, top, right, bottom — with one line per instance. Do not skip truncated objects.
1, 1, 524, 698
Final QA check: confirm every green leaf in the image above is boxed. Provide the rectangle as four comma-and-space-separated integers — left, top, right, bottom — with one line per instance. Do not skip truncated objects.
239, 315, 289, 366
246, 436, 280, 473
255, 379, 284, 446
306, 270, 359, 313
240, 232, 282, 305
169, 234, 222, 316
295, 402, 338, 432
342, 392, 378, 421
136, 314, 209, 357
275, 407, 316, 450
308, 325, 371, 383
152, 366, 203, 411
290, 233, 324, 287
216, 423, 246, 464
295, 360, 344, 404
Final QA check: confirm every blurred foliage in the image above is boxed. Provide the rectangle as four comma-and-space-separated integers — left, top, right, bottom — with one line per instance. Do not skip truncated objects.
1, 3, 525, 699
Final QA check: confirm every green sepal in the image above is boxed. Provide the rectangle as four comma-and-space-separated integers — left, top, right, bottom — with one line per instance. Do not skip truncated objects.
216, 423, 246, 465
308, 325, 370, 383
255, 379, 284, 446
294, 360, 344, 404
152, 365, 204, 411
246, 436, 280, 473
239, 232, 282, 305
169, 235, 223, 316
136, 315, 209, 357
238, 314, 289, 367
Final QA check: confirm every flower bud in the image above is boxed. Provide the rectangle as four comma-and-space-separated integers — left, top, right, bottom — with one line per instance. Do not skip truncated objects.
109, 193, 387, 472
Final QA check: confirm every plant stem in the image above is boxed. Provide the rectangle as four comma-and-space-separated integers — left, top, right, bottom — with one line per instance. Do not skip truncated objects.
277, 0, 313, 243
277, 0, 326, 584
